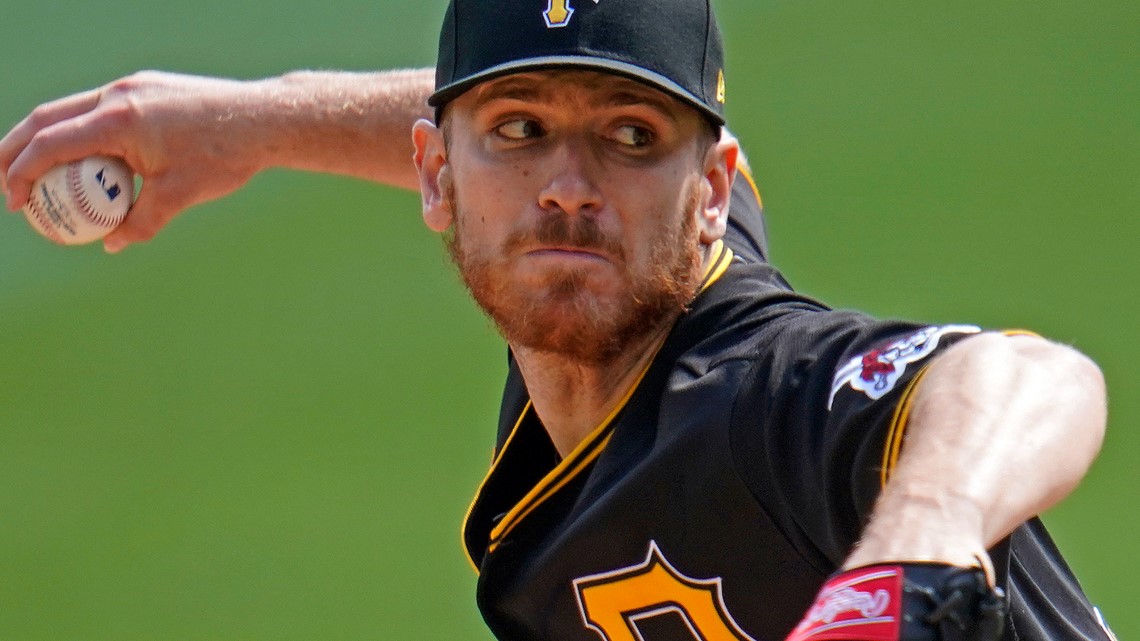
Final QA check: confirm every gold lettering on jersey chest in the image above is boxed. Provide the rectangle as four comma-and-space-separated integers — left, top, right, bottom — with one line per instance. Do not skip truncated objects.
573, 541, 758, 641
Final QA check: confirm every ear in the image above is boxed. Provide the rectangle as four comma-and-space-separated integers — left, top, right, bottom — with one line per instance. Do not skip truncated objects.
697, 130, 739, 245
412, 119, 454, 233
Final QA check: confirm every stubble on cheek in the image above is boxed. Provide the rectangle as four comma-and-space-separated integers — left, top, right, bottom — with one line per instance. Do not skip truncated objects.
444, 181, 704, 365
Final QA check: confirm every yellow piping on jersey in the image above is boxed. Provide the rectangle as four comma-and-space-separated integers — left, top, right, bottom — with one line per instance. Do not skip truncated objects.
880, 366, 929, 488
461, 401, 534, 573
486, 357, 655, 553
1001, 329, 1040, 339
736, 162, 763, 210
879, 329, 1042, 488
463, 243, 736, 565
701, 240, 734, 289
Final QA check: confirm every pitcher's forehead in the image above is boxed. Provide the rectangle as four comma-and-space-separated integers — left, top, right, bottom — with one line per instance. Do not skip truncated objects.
462, 70, 696, 121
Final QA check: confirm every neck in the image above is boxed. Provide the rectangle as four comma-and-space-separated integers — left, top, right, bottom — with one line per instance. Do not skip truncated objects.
513, 320, 674, 458
512, 240, 723, 457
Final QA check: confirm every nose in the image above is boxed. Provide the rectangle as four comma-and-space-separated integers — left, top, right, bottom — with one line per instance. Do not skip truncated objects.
537, 139, 603, 216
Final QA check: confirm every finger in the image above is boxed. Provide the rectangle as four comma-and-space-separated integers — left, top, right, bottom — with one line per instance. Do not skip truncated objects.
102, 183, 180, 254
0, 90, 102, 197
5, 106, 134, 211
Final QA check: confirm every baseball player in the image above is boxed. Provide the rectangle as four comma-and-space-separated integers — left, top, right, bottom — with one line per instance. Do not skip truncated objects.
0, 1, 1116, 640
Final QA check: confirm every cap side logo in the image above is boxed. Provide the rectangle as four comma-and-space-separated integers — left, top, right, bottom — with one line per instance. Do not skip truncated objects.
544, 0, 601, 29
716, 70, 726, 104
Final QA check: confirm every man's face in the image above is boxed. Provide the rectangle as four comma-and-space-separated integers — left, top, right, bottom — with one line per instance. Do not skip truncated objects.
414, 71, 733, 364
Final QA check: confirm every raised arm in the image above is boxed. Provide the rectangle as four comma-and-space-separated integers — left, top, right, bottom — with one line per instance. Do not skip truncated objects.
843, 332, 1107, 571
0, 68, 434, 252
784, 332, 1107, 641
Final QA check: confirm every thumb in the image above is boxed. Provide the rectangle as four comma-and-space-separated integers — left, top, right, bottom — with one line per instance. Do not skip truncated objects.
102, 184, 182, 254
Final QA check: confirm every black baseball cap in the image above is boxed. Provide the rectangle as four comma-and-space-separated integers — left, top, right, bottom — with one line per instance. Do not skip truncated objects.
430, 0, 727, 127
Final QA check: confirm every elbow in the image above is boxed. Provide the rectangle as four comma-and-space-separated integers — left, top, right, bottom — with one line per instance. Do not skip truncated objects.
1066, 349, 1108, 486
896, 332, 1108, 543
1014, 334, 1108, 495
1071, 348, 1107, 454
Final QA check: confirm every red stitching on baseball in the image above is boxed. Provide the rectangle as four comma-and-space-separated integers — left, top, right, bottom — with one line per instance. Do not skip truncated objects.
25, 190, 66, 244
67, 162, 120, 229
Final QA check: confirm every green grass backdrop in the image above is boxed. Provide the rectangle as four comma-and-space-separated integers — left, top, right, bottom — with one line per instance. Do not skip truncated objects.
0, 0, 1135, 639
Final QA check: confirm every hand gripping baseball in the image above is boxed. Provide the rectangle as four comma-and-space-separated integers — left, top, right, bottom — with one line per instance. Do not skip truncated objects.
3, 69, 435, 252
785, 564, 1007, 641
0, 72, 268, 252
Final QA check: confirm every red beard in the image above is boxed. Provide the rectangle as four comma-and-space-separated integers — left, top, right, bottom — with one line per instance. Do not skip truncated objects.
445, 185, 704, 365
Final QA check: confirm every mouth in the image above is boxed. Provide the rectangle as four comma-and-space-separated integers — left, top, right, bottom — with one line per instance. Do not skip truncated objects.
528, 239, 611, 254
525, 245, 610, 262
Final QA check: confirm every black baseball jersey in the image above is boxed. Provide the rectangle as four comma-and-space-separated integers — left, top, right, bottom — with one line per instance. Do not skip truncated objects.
461, 169, 1115, 640
723, 164, 769, 264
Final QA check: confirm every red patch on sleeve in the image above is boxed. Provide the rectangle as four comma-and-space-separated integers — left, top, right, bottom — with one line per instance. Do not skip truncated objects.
785, 566, 902, 641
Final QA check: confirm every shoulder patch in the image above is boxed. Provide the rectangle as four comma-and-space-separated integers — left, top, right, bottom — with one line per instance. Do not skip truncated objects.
828, 325, 981, 409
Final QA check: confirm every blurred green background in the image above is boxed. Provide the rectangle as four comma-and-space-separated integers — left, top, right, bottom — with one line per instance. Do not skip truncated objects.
0, 0, 1134, 639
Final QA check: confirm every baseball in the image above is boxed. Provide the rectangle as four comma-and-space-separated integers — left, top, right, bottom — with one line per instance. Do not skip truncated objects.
22, 155, 134, 245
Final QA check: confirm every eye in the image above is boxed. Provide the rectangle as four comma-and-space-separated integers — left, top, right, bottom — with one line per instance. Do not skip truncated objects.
612, 124, 654, 149
495, 119, 545, 140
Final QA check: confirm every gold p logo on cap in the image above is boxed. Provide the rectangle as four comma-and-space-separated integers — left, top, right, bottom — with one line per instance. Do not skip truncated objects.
545, 0, 603, 29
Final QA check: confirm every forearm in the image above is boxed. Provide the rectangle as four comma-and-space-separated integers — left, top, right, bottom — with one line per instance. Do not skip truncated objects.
1, 68, 436, 251
248, 68, 433, 190
844, 333, 1107, 569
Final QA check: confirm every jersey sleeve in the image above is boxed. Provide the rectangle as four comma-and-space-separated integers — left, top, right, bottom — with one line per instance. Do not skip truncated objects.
729, 312, 983, 569
724, 164, 770, 263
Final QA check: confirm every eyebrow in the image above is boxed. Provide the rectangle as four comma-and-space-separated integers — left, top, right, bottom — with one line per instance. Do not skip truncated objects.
599, 89, 679, 123
472, 81, 543, 111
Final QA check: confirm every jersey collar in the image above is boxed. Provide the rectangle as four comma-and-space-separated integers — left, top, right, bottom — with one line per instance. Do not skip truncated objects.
461, 242, 737, 570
